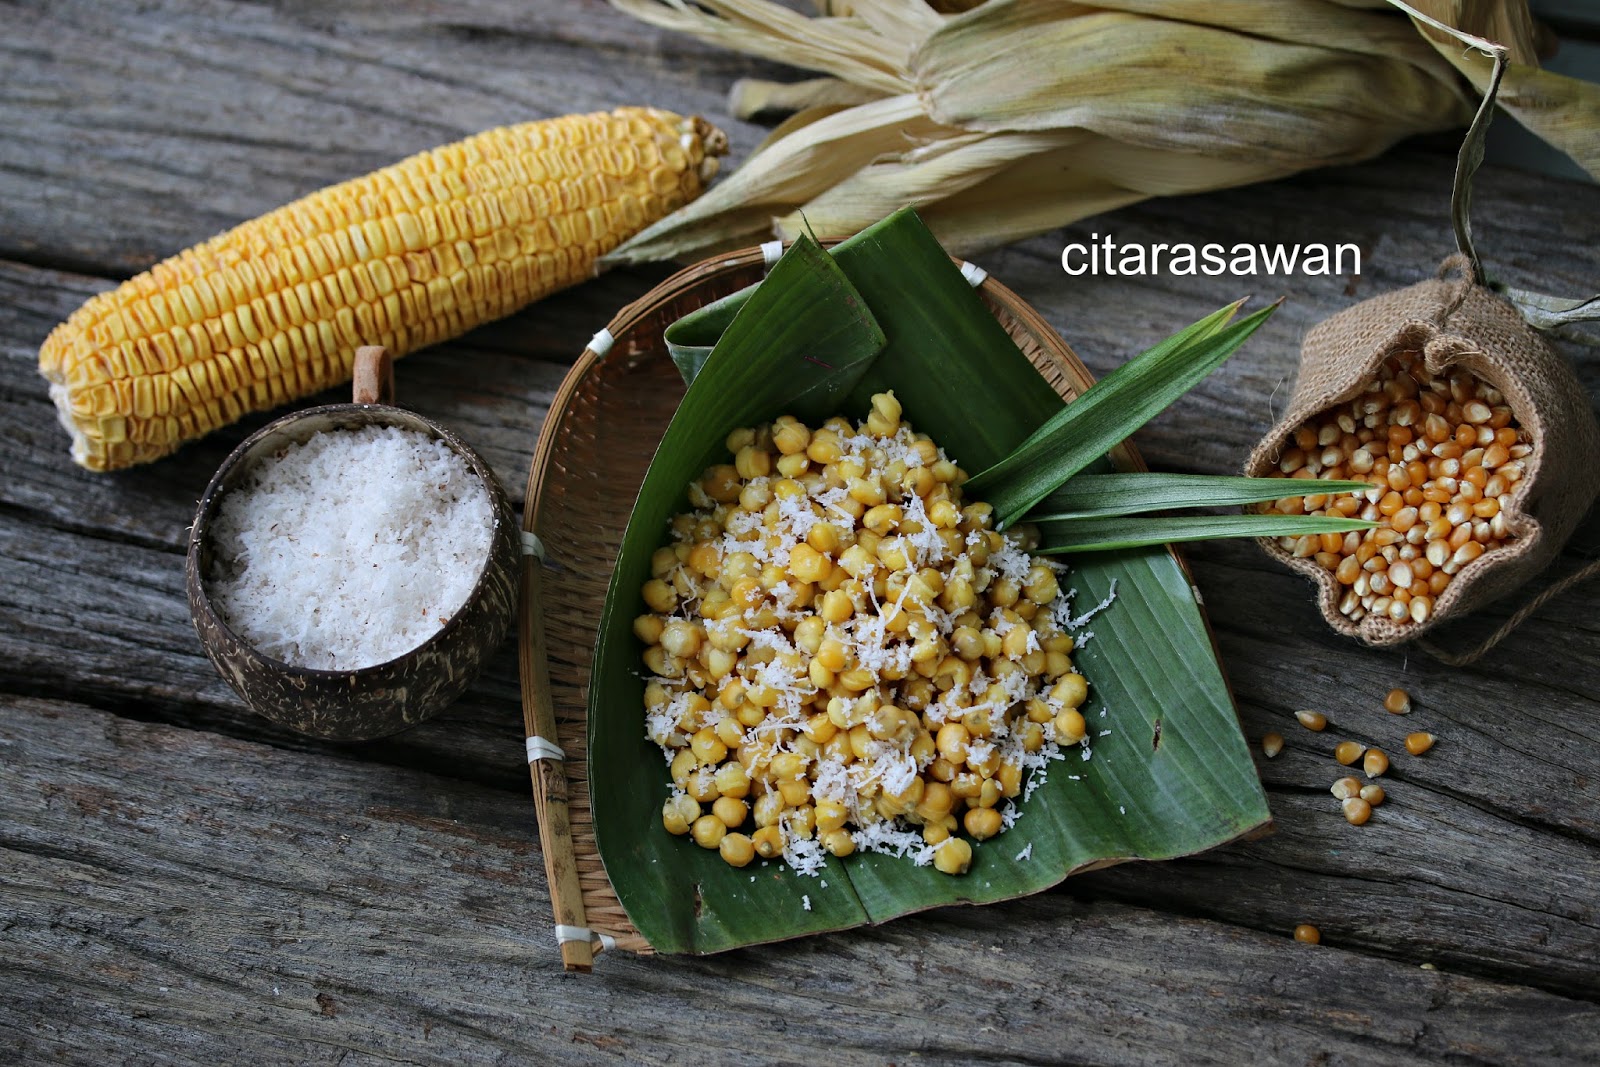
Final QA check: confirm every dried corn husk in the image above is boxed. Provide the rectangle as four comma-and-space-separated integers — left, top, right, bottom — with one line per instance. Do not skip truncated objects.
1361, 0, 1600, 177
605, 0, 1596, 263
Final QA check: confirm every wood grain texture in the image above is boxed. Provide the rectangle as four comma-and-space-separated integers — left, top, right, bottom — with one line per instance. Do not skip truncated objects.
5, 697, 1598, 1067
1, 0, 1598, 1061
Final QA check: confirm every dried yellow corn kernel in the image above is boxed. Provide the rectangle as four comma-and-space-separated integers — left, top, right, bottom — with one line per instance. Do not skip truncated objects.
1264, 352, 1531, 624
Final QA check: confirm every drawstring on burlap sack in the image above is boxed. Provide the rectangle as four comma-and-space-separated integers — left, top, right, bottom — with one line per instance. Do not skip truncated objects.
1418, 557, 1600, 666
1435, 254, 1475, 324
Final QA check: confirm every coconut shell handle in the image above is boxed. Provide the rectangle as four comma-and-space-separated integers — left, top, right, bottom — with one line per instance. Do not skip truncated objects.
352, 346, 395, 405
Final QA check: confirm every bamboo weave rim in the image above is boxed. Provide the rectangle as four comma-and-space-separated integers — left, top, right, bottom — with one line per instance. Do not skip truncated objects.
518, 244, 1214, 968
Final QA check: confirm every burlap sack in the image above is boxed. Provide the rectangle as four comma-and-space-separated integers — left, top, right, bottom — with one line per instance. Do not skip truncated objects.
1246, 256, 1600, 646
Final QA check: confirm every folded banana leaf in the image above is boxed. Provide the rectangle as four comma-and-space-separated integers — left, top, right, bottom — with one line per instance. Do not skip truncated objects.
589, 208, 1272, 953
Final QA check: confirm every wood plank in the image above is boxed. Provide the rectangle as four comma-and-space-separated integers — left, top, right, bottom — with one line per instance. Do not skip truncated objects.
0, 502, 535, 790
5, 0, 1600, 1039
0, 475, 1596, 998
4, 155, 1599, 998
0, 0, 776, 276
4, 695, 1597, 1066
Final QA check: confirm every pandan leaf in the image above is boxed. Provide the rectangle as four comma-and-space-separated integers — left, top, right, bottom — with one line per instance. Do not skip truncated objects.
1031, 472, 1373, 520
963, 302, 1279, 527
1035, 514, 1380, 554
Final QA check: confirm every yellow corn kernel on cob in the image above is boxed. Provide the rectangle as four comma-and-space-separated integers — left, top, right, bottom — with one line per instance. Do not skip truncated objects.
39, 107, 729, 471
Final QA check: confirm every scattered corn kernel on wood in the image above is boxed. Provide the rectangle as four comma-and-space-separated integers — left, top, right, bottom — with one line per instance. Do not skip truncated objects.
1406, 732, 1438, 755
1295, 710, 1328, 732
1385, 687, 1413, 714
641, 392, 1094, 876
1335, 740, 1366, 766
38, 107, 727, 471
1332, 777, 1363, 801
1261, 732, 1284, 759
1343, 797, 1374, 825
1293, 924, 1322, 945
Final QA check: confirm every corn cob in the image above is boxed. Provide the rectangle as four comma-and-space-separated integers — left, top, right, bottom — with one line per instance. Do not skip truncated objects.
39, 107, 728, 471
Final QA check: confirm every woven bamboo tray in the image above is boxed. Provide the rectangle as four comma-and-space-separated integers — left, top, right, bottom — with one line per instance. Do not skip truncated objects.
518, 244, 1195, 971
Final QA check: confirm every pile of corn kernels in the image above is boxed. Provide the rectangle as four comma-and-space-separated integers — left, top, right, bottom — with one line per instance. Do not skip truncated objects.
1263, 351, 1532, 625
636, 393, 1094, 877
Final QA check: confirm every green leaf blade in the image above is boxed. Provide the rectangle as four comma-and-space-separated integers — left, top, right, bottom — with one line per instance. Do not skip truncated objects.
1035, 514, 1378, 554
589, 207, 1273, 955
965, 301, 1278, 528
1032, 473, 1373, 520
663, 282, 759, 383
968, 300, 1242, 492
588, 234, 887, 953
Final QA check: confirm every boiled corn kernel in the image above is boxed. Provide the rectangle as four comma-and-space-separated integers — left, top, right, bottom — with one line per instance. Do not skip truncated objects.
642, 395, 1095, 879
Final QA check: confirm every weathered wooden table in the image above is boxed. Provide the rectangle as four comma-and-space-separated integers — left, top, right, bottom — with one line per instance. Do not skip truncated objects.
4, 3, 1598, 1063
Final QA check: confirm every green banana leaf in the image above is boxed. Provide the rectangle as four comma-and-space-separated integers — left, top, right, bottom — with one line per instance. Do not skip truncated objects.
589, 207, 1272, 954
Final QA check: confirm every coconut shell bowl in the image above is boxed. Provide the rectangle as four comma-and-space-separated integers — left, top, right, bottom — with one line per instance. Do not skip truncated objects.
185, 346, 521, 742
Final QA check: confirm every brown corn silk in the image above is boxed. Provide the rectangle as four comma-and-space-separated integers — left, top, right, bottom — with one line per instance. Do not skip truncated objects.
1246, 257, 1600, 645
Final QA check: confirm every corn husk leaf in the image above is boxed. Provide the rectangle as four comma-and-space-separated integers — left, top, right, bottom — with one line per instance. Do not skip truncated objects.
607, 93, 961, 264
589, 208, 1271, 954
1394, 0, 1598, 177
604, 0, 1593, 265
728, 77, 885, 121
608, 0, 914, 95
913, 1, 1466, 165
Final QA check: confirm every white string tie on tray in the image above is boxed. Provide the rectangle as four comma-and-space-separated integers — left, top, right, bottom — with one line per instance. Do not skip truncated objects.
588, 327, 615, 357
519, 530, 547, 562
760, 240, 784, 269
959, 261, 988, 287
526, 736, 566, 763
554, 925, 615, 953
